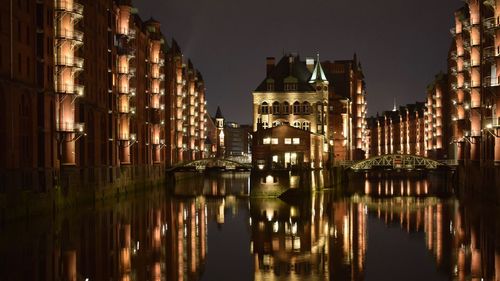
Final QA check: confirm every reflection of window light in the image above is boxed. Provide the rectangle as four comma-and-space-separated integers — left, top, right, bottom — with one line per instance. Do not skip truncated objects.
293, 138, 300, 144
273, 222, 279, 233
263, 138, 271, 144
271, 138, 278, 144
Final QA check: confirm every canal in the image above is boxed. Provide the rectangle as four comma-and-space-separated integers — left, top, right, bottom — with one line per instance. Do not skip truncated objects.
0, 171, 498, 281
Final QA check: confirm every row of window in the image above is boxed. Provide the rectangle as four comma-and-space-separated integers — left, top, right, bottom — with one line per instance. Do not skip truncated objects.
259, 120, 311, 131
263, 137, 301, 145
259, 101, 318, 115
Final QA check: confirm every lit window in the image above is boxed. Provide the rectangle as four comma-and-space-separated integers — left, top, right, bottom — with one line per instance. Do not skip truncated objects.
263, 138, 271, 144
263, 122, 269, 129
292, 121, 301, 128
293, 138, 300, 144
272, 121, 281, 127
271, 138, 278, 144
284, 138, 292, 144
302, 122, 310, 131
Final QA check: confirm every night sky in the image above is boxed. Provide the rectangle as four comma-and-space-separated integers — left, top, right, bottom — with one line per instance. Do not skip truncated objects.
133, 0, 461, 124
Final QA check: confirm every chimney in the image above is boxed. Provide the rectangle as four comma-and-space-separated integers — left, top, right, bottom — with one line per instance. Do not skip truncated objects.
306, 57, 315, 72
266, 57, 275, 76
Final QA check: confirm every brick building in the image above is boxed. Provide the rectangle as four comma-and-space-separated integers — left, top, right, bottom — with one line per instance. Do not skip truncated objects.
0, 0, 209, 212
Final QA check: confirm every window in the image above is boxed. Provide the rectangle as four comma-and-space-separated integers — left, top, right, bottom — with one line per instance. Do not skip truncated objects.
261, 102, 269, 114
302, 122, 310, 131
263, 138, 271, 144
285, 83, 297, 91
271, 138, 278, 144
283, 102, 290, 114
267, 81, 274, 91
284, 138, 292, 144
303, 102, 310, 114
262, 122, 269, 129
292, 121, 301, 128
293, 101, 300, 114
272, 101, 280, 114
293, 138, 300, 145
272, 121, 281, 127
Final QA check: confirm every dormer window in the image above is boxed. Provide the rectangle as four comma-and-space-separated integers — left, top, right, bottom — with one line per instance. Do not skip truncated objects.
266, 78, 275, 91
285, 83, 297, 91
284, 76, 298, 92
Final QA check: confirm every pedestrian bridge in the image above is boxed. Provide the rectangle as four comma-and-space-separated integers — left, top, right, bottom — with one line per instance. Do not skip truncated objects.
346, 154, 455, 171
167, 157, 252, 172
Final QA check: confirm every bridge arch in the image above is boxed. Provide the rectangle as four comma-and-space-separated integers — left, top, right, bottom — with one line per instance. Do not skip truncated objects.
349, 154, 446, 171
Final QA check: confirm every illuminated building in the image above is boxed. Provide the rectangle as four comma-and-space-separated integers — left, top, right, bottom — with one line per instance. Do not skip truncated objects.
449, 2, 500, 164
0, 0, 208, 213
367, 102, 426, 157
251, 53, 369, 168
426, 73, 453, 159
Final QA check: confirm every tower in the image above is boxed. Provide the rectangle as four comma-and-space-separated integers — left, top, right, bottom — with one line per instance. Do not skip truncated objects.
309, 53, 329, 136
215, 106, 225, 157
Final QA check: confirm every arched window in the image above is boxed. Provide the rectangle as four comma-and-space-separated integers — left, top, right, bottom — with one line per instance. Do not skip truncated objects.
262, 121, 269, 129
302, 121, 310, 131
272, 121, 282, 127
292, 121, 301, 128
293, 101, 301, 114
272, 101, 280, 115
261, 102, 269, 114
302, 102, 310, 114
283, 102, 290, 114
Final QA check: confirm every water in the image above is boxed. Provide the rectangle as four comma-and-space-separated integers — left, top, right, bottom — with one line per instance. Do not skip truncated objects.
0, 171, 498, 281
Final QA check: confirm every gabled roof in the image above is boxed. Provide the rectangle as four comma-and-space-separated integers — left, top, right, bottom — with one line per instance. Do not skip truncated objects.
254, 55, 315, 92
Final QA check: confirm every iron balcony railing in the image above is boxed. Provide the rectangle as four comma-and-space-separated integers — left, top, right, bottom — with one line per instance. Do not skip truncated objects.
55, 83, 84, 96
483, 17, 499, 30
56, 122, 85, 133
55, 56, 84, 69
55, 28, 83, 42
55, 1, 84, 16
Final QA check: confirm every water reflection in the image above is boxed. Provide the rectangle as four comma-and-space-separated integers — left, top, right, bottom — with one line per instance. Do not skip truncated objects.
0, 173, 497, 281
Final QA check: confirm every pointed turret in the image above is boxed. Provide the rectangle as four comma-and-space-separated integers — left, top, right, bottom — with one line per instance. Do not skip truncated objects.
215, 106, 224, 119
309, 53, 328, 83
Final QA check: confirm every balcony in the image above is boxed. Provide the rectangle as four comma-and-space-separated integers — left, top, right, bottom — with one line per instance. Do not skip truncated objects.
118, 105, 135, 114
485, 117, 500, 128
484, 76, 499, 87
55, 83, 84, 96
117, 66, 135, 76
55, 28, 83, 42
471, 100, 481, 108
483, 17, 498, 31
56, 122, 85, 133
55, 1, 84, 18
55, 56, 84, 69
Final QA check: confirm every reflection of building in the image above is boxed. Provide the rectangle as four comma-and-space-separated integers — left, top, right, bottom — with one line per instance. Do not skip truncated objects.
250, 192, 367, 280
426, 73, 452, 159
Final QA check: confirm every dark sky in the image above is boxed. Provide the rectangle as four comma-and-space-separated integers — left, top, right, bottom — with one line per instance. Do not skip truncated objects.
133, 0, 462, 124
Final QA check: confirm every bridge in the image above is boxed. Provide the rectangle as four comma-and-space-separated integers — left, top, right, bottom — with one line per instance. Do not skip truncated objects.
339, 154, 456, 171
167, 157, 252, 172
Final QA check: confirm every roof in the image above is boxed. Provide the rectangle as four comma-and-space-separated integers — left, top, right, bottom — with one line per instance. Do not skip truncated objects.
254, 55, 316, 92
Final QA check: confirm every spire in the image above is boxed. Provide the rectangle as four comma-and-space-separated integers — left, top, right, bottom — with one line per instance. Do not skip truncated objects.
309, 53, 328, 83
215, 106, 224, 119
392, 98, 397, 112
